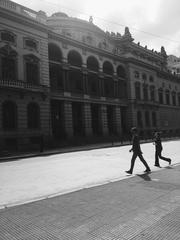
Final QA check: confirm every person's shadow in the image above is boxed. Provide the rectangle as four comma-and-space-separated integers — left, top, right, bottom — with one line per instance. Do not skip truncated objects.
165, 166, 173, 169
136, 173, 152, 181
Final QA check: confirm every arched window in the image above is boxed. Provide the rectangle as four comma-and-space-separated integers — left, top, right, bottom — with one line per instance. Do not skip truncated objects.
48, 44, 63, 90
27, 103, 40, 129
48, 43, 62, 62
2, 101, 17, 130
117, 65, 126, 78
68, 50, 83, 93
87, 56, 99, 96
87, 56, 99, 72
137, 111, 143, 127
68, 50, 82, 67
24, 54, 39, 85
103, 61, 113, 75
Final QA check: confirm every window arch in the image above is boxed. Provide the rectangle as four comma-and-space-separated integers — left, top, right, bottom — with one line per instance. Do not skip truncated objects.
2, 101, 17, 130
68, 50, 82, 67
87, 56, 99, 72
24, 54, 39, 85
48, 43, 62, 62
27, 103, 40, 129
117, 65, 126, 78
103, 61, 113, 75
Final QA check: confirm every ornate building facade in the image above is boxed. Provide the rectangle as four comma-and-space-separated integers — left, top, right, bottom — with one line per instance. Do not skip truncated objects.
0, 0, 180, 152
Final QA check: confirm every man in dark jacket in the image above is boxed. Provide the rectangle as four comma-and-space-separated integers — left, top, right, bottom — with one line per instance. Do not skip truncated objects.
153, 132, 171, 167
126, 127, 151, 174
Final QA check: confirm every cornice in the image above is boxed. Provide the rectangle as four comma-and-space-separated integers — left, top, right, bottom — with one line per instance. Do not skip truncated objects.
0, 7, 49, 33
125, 57, 162, 72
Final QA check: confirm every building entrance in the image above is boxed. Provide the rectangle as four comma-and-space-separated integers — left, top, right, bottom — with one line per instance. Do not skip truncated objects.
51, 100, 65, 140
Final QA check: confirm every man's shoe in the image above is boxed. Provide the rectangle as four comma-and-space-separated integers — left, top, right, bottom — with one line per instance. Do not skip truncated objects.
144, 169, 151, 173
125, 170, 132, 174
154, 164, 161, 167
169, 159, 172, 165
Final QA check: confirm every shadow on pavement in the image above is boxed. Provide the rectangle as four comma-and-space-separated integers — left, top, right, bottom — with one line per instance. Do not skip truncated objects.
165, 166, 173, 169
136, 173, 152, 181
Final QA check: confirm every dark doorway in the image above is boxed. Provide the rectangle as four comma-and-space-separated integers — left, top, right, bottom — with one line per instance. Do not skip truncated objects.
91, 103, 101, 136
121, 107, 128, 137
51, 100, 65, 140
72, 102, 84, 136
107, 105, 115, 135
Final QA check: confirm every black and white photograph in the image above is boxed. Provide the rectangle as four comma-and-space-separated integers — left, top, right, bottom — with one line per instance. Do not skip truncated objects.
1, 0, 180, 239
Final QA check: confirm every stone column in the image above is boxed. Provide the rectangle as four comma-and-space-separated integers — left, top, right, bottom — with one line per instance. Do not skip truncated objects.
83, 103, 93, 136
64, 101, 73, 137
82, 70, 88, 95
100, 104, 108, 136
99, 72, 104, 97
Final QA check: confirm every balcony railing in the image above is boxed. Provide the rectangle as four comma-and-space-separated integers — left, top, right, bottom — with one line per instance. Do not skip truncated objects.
0, 79, 48, 92
0, 0, 47, 24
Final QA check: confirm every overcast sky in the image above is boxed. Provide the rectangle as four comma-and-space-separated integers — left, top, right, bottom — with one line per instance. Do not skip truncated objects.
12, 0, 180, 56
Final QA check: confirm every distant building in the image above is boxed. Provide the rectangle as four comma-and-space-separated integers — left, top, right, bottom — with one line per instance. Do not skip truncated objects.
167, 55, 180, 76
0, 0, 180, 152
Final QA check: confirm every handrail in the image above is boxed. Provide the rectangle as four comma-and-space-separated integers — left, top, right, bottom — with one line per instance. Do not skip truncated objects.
0, 79, 48, 91
0, 0, 47, 24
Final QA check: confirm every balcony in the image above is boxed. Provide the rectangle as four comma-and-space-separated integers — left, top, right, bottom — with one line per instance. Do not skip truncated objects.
132, 99, 159, 108
0, 0, 47, 24
0, 79, 49, 93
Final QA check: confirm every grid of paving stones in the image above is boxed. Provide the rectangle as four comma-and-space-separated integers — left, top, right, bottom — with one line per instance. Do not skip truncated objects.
1, 165, 180, 240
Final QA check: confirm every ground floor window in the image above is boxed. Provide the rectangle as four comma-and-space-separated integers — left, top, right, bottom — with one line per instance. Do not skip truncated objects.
2, 101, 17, 130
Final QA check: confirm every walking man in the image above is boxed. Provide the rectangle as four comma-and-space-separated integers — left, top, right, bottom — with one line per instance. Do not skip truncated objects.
126, 127, 151, 174
153, 131, 171, 167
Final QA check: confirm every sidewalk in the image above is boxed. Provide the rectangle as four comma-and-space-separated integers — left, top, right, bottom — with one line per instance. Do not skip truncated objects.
0, 137, 175, 162
1, 164, 180, 240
